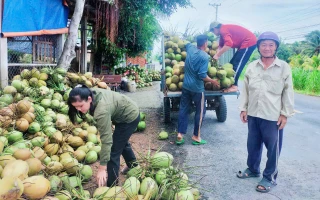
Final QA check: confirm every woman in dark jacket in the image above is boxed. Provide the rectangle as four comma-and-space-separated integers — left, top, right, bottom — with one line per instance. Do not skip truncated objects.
67, 85, 139, 187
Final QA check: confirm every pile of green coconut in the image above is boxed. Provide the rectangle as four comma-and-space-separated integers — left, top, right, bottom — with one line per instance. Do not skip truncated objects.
164, 32, 236, 91
0, 67, 200, 199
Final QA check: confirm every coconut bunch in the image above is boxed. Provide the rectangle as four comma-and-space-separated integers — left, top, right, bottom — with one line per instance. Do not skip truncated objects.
0, 73, 109, 199
205, 62, 236, 91
89, 151, 200, 200
164, 32, 236, 91
2, 67, 68, 106
66, 72, 110, 89
164, 34, 188, 92
149, 70, 161, 81
0, 107, 101, 199
164, 32, 219, 92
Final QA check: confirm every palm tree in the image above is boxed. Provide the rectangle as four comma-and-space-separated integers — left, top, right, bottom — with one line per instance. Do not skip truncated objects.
288, 41, 304, 55
302, 30, 320, 56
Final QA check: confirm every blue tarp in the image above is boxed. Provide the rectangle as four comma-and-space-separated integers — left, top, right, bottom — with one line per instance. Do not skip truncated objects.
2, 0, 69, 37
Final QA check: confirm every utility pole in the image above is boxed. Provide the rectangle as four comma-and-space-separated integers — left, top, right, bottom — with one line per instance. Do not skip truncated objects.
209, 3, 221, 21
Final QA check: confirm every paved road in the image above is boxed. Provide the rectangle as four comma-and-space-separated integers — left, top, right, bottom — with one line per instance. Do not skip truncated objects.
166, 87, 320, 200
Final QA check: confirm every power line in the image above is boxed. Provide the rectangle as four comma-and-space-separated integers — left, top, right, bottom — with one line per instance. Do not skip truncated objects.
259, 8, 320, 30
283, 36, 305, 41
257, 2, 320, 28
276, 23, 320, 33
281, 30, 316, 38
229, 0, 242, 8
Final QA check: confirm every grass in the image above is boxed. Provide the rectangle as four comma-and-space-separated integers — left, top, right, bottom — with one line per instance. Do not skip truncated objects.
292, 68, 320, 96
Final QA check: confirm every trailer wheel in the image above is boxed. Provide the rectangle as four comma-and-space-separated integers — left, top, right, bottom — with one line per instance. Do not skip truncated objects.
164, 97, 171, 123
215, 96, 227, 122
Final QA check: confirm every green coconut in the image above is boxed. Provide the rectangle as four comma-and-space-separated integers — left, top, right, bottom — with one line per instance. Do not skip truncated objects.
151, 152, 173, 168
171, 75, 179, 84
169, 83, 178, 91
29, 78, 39, 87
155, 169, 167, 185
137, 121, 146, 131
123, 177, 140, 199
0, 94, 13, 105
221, 78, 232, 89
217, 70, 227, 79
80, 165, 93, 181
208, 67, 217, 78
3, 86, 17, 96
140, 177, 159, 199
225, 68, 236, 78
174, 189, 195, 200
28, 122, 41, 134
85, 150, 98, 164
48, 175, 62, 193
158, 131, 168, 140
11, 80, 24, 92
21, 69, 31, 79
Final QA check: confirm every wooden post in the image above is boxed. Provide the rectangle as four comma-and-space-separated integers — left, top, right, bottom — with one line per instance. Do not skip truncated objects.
0, 1, 8, 88
80, 14, 87, 73
56, 34, 65, 62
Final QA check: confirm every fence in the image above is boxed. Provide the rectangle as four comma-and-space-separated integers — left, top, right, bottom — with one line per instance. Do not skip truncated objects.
7, 35, 62, 81
218, 48, 234, 66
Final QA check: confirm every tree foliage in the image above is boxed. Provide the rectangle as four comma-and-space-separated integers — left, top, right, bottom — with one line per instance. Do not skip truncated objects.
117, 0, 191, 57
302, 30, 320, 56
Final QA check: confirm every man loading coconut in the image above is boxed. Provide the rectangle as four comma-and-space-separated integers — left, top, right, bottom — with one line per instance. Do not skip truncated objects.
209, 21, 257, 92
176, 35, 219, 145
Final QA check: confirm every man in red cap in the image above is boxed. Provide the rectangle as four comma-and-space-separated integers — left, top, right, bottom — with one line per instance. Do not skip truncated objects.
209, 22, 257, 92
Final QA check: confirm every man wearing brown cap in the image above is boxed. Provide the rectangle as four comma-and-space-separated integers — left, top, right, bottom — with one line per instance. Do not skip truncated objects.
209, 21, 257, 92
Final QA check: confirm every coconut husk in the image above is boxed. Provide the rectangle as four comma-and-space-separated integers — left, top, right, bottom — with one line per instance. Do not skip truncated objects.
1, 160, 29, 180
67, 136, 84, 148
50, 131, 63, 144
22, 176, 51, 199
0, 176, 24, 199
0, 116, 13, 128
16, 100, 31, 115
32, 147, 47, 161
45, 161, 63, 175
97, 82, 109, 89
44, 144, 60, 156
21, 112, 35, 123
15, 118, 29, 132
0, 107, 14, 117
26, 158, 42, 176
13, 148, 32, 161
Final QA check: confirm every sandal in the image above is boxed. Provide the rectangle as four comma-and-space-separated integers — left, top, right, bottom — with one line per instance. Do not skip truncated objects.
192, 139, 207, 145
237, 168, 260, 179
222, 85, 238, 93
176, 138, 185, 145
256, 177, 277, 193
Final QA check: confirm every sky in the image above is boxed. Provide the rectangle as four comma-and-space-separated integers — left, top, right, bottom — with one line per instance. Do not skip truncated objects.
153, 0, 320, 54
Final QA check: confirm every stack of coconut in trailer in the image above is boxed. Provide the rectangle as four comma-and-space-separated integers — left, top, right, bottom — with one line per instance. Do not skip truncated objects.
163, 32, 236, 92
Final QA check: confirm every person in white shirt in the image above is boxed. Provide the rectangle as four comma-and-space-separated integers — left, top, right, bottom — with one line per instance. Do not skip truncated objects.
237, 31, 294, 193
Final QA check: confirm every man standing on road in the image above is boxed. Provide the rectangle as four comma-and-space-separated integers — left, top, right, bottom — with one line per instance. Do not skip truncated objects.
176, 35, 219, 145
209, 21, 257, 93
237, 32, 294, 193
